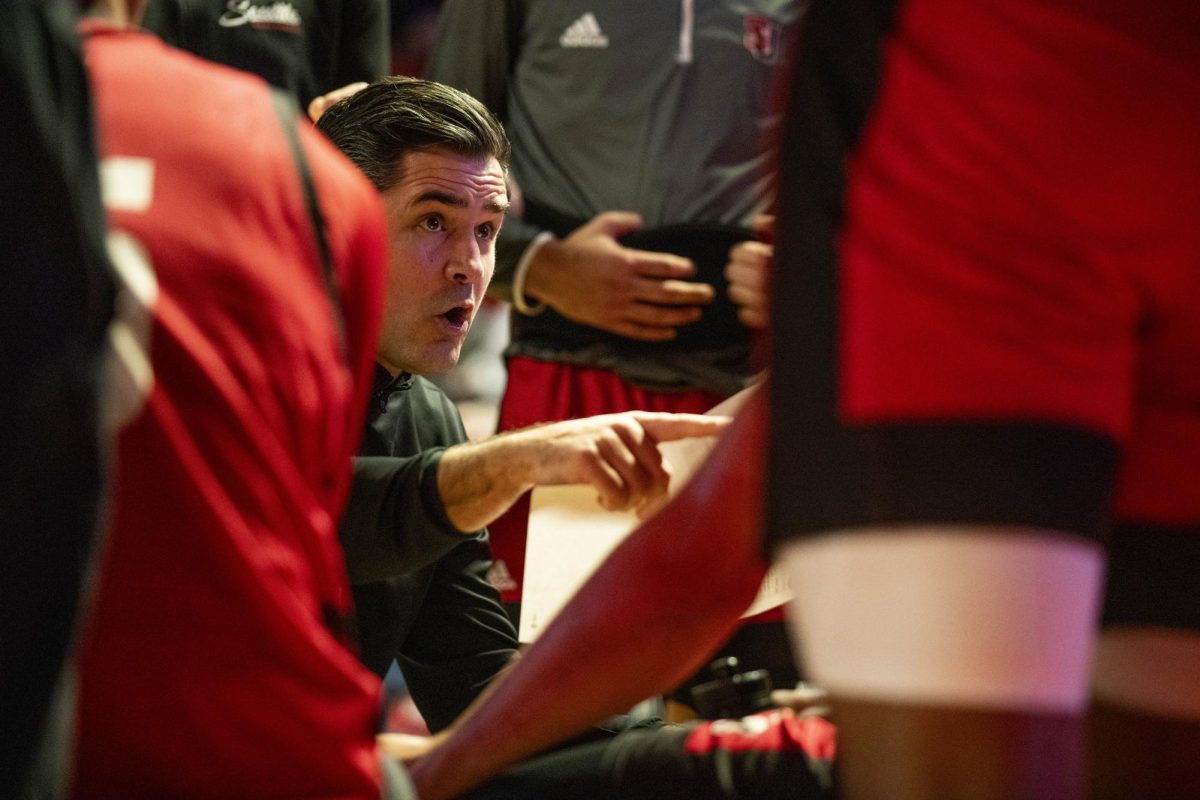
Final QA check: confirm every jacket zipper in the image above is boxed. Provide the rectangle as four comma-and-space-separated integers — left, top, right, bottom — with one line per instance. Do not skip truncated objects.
678, 0, 694, 64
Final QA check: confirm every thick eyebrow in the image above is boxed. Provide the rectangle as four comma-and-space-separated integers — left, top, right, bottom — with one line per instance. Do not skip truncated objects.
413, 190, 510, 215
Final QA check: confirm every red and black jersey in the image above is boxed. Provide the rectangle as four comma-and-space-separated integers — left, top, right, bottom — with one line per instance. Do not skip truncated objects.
73, 23, 387, 798
766, 0, 1200, 628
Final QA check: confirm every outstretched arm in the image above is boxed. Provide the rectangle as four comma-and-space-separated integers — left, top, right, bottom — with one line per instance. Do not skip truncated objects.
435, 410, 730, 533
340, 409, 727, 582
399, 392, 772, 800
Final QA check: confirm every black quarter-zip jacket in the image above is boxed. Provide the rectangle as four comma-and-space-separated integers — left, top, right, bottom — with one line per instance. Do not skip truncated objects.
340, 366, 518, 733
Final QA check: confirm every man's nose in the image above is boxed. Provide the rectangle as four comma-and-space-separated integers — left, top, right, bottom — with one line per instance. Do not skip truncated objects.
444, 231, 485, 284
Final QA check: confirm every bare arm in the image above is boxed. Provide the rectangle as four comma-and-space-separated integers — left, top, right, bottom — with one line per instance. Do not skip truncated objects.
435, 411, 730, 533
803, 562, 1199, 800
780, 527, 1105, 800
402, 392, 771, 800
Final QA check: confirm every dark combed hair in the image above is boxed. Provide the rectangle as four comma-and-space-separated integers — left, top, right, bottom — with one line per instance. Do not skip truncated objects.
316, 76, 510, 192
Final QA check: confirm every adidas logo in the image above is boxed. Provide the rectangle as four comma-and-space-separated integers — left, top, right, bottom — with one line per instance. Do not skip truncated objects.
559, 12, 608, 48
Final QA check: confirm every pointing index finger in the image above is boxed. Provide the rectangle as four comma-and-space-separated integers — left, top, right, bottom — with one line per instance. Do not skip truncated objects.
633, 413, 732, 442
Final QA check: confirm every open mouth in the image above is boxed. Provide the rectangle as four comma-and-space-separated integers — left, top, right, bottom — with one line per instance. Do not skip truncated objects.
441, 306, 469, 328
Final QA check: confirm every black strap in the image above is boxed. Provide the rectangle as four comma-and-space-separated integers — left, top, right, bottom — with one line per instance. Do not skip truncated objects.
270, 88, 346, 349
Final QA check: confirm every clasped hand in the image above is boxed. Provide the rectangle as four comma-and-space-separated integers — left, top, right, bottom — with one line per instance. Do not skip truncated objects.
525, 212, 716, 341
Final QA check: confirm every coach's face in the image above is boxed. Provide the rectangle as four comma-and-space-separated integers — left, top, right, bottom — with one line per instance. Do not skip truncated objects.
377, 148, 508, 376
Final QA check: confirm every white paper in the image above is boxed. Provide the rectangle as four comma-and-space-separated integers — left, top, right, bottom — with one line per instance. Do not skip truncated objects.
519, 383, 792, 642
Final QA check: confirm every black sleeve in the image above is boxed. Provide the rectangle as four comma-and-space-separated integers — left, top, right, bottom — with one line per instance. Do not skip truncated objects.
1, 1, 113, 791
340, 451, 470, 583
332, 0, 389, 90
396, 535, 519, 732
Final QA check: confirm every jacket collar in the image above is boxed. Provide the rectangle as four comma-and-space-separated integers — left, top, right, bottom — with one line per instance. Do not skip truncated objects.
372, 364, 412, 412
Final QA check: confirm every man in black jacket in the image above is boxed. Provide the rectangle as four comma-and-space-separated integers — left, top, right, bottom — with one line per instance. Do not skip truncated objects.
320, 77, 729, 730
323, 77, 835, 800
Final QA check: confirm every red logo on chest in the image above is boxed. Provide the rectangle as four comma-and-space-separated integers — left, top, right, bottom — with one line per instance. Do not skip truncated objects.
743, 16, 781, 63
